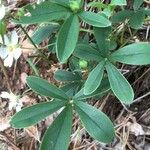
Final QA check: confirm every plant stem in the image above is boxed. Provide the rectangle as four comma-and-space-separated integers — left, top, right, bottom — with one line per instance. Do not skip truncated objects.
20, 25, 51, 65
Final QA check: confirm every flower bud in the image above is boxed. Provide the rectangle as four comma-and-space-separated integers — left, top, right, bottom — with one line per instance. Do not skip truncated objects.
17, 8, 25, 18
69, 1, 80, 12
79, 60, 88, 69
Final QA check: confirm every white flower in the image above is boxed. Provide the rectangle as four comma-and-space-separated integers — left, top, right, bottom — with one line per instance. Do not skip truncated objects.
0, 4, 5, 20
37, 0, 45, 4
0, 91, 23, 112
0, 31, 22, 67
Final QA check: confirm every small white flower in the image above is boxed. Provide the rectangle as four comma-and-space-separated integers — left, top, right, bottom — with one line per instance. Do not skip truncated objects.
0, 31, 22, 67
37, 0, 45, 4
0, 91, 23, 112
0, 4, 5, 20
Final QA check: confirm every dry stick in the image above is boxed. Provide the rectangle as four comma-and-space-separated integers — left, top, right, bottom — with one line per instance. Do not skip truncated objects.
0, 133, 21, 150
132, 68, 150, 85
0, 58, 11, 91
133, 91, 150, 103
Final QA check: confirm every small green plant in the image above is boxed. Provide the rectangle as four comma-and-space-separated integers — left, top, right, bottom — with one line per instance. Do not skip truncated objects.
10, 0, 150, 150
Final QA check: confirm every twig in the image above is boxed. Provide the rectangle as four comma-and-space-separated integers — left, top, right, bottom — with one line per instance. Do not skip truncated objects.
0, 133, 21, 150
132, 92, 150, 103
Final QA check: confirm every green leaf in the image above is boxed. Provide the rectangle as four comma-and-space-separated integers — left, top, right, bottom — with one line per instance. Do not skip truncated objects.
110, 43, 150, 65
111, 0, 127, 5
11, 100, 66, 128
56, 14, 79, 63
94, 27, 111, 56
78, 11, 111, 27
52, 0, 70, 7
54, 70, 82, 82
73, 78, 110, 100
88, 2, 108, 9
133, 0, 143, 10
105, 62, 134, 104
40, 106, 72, 150
74, 44, 102, 61
27, 76, 69, 100
144, 9, 150, 16
74, 101, 115, 143
61, 82, 83, 97
129, 10, 145, 29
84, 60, 105, 95
69, 57, 81, 71
111, 10, 133, 23
15, 2, 70, 24
32, 24, 59, 45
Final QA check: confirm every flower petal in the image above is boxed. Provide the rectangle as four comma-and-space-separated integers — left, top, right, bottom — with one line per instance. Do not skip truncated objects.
0, 5, 5, 20
0, 91, 10, 99
11, 31, 18, 45
0, 47, 8, 59
13, 47, 22, 60
0, 36, 2, 43
4, 35, 10, 45
8, 101, 15, 111
16, 103, 22, 112
4, 53, 14, 67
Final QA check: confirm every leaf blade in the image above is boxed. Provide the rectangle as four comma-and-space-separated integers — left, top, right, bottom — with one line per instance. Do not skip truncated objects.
74, 43, 102, 61
105, 62, 134, 104
74, 101, 115, 143
78, 11, 111, 27
27, 76, 69, 100
15, 2, 70, 24
54, 70, 82, 82
84, 61, 105, 95
73, 78, 110, 100
40, 106, 72, 150
111, 43, 150, 65
56, 14, 80, 63
11, 100, 66, 128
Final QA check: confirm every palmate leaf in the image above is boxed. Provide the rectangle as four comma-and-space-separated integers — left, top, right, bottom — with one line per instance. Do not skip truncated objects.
84, 60, 105, 95
40, 106, 72, 150
105, 62, 134, 104
27, 76, 69, 100
15, 2, 70, 24
110, 43, 150, 65
56, 14, 79, 63
11, 100, 66, 128
78, 11, 111, 27
74, 101, 115, 143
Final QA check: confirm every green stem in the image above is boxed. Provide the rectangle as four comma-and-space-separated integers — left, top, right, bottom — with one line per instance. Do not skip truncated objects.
20, 25, 51, 65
